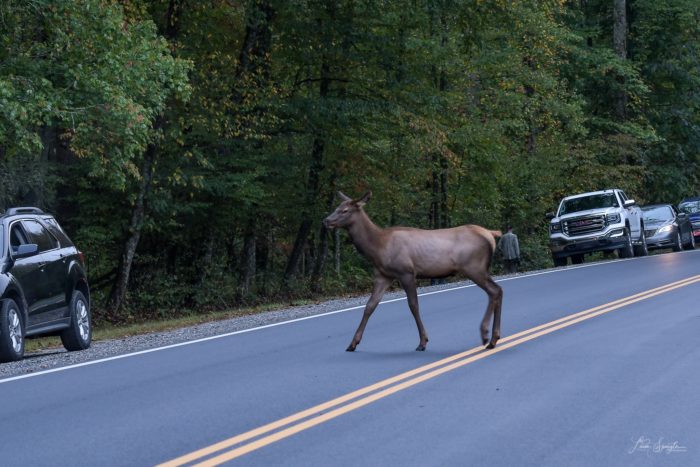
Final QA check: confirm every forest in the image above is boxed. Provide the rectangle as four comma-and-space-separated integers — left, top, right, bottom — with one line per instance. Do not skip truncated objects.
1, 0, 699, 324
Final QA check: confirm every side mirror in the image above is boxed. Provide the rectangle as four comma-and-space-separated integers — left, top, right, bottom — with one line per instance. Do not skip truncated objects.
545, 212, 555, 220
624, 199, 636, 208
678, 212, 688, 219
14, 243, 38, 259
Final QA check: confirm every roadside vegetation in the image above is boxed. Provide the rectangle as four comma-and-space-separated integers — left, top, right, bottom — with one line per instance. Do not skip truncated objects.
2, 0, 699, 328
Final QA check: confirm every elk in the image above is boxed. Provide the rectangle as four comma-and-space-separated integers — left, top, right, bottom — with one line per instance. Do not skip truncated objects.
323, 191, 503, 352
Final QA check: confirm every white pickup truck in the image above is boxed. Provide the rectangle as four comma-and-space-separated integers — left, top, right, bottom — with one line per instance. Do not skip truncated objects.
547, 189, 647, 266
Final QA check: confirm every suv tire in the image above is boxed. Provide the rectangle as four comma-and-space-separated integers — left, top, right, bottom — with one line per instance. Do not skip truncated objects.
634, 232, 648, 257
618, 228, 634, 258
60, 290, 92, 351
553, 255, 567, 267
672, 232, 682, 252
0, 299, 24, 362
684, 232, 696, 250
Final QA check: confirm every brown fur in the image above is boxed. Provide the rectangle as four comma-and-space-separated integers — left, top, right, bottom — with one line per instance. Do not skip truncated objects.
324, 191, 503, 351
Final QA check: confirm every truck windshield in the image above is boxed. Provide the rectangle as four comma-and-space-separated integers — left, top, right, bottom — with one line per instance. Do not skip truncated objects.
679, 200, 700, 214
559, 193, 619, 216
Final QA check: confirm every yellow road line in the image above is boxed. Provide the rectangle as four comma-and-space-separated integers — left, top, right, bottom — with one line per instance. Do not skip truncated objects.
159, 275, 700, 466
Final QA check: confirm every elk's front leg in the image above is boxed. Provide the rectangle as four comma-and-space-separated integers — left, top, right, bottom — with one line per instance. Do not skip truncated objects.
347, 274, 392, 351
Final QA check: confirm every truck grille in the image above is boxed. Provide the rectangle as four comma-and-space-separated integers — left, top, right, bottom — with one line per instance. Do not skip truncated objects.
563, 215, 606, 236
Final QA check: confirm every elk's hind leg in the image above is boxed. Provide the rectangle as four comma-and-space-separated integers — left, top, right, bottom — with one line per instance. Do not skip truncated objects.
469, 273, 503, 349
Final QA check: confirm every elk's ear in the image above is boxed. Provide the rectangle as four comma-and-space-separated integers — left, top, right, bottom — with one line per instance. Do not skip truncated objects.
338, 191, 351, 202
356, 191, 372, 207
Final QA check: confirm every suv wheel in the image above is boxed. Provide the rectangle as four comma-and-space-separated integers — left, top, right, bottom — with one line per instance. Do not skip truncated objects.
684, 232, 696, 250
672, 231, 682, 252
0, 299, 24, 362
618, 228, 634, 258
553, 255, 567, 267
634, 232, 648, 257
60, 291, 92, 351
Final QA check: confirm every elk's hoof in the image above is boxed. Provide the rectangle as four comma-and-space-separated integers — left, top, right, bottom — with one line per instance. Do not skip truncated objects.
485, 340, 497, 350
482, 337, 489, 346
346, 345, 356, 352
415, 344, 426, 351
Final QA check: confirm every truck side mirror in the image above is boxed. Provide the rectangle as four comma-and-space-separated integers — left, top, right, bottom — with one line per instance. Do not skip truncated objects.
545, 212, 555, 220
624, 199, 636, 207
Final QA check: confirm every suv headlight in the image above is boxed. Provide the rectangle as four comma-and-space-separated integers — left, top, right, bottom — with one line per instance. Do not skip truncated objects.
550, 222, 562, 233
658, 225, 673, 233
606, 213, 621, 224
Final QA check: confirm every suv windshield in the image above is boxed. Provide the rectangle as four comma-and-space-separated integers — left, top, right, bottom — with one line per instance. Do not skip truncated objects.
642, 206, 673, 223
679, 200, 700, 214
559, 193, 619, 216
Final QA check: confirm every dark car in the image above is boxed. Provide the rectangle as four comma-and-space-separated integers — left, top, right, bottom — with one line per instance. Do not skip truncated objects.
0, 207, 91, 362
678, 197, 700, 241
641, 204, 695, 252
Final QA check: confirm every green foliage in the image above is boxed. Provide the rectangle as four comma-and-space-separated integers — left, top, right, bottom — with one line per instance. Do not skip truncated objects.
0, 0, 191, 191
1, 0, 698, 322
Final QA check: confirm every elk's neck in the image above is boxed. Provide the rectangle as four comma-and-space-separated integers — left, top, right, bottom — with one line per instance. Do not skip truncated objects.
346, 211, 383, 262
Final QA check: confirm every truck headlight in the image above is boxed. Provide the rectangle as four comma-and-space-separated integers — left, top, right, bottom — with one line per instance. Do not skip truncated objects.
658, 225, 673, 233
606, 213, 621, 224
550, 222, 562, 233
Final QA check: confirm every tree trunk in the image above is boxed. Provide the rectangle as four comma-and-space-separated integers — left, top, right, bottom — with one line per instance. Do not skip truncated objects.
199, 233, 216, 283
104, 140, 157, 320
311, 185, 337, 290
230, 0, 274, 293
440, 155, 449, 228
237, 0, 274, 83
239, 217, 256, 295
103, 1, 183, 320
334, 229, 340, 275
283, 61, 329, 283
430, 155, 440, 229
613, 0, 627, 59
613, 0, 628, 119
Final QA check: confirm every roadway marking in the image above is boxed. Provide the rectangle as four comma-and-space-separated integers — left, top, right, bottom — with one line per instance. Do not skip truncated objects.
0, 254, 654, 385
159, 274, 700, 466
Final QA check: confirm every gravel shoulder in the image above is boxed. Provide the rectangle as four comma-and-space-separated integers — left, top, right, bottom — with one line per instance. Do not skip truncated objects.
0, 270, 539, 381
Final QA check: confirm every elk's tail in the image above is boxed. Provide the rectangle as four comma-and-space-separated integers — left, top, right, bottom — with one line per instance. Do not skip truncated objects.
490, 230, 502, 238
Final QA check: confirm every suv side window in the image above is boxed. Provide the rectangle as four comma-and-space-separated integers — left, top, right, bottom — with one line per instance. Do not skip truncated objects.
22, 219, 58, 252
42, 217, 72, 246
10, 223, 30, 254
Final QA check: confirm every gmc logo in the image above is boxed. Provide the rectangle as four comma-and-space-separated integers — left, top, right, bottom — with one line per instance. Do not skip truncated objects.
571, 220, 592, 227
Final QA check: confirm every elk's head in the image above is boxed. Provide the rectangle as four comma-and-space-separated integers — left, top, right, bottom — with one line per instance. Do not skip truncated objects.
323, 191, 371, 229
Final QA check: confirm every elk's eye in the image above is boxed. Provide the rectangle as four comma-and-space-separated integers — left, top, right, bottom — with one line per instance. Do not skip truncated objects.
342, 208, 349, 213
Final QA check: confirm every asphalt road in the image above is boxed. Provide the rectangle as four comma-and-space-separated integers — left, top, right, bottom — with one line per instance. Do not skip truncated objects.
2, 251, 699, 466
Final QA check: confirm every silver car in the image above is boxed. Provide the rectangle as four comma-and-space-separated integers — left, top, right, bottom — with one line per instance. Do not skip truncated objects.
641, 204, 696, 252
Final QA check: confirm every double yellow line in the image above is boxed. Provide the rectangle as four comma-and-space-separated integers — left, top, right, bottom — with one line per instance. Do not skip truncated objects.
159, 274, 700, 466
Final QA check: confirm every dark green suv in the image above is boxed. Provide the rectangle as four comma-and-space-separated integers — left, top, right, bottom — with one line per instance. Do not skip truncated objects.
0, 207, 91, 362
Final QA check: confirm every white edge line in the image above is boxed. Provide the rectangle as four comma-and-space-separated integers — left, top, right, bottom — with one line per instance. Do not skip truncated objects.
0, 256, 640, 384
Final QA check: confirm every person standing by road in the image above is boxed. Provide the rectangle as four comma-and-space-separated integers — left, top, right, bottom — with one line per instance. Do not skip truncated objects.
498, 225, 520, 274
